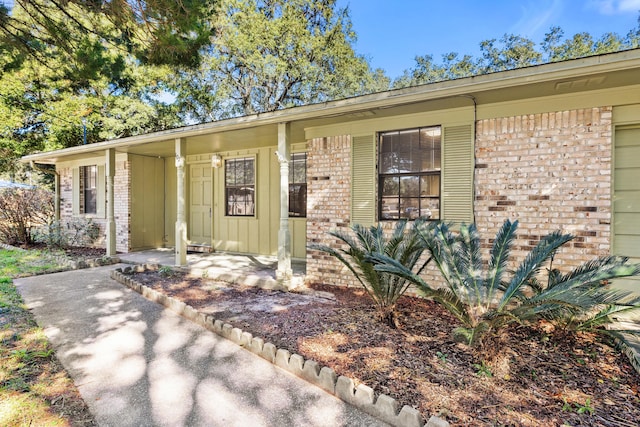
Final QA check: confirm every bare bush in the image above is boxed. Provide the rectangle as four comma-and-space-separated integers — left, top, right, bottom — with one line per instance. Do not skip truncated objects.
0, 187, 54, 245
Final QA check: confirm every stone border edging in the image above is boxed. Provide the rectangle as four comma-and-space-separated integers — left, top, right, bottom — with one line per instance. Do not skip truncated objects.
110, 264, 449, 427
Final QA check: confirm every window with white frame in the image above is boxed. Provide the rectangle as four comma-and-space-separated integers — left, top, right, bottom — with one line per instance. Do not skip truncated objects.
378, 126, 441, 220
225, 157, 255, 216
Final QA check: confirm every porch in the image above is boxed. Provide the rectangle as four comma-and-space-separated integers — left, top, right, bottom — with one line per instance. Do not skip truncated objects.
118, 248, 307, 290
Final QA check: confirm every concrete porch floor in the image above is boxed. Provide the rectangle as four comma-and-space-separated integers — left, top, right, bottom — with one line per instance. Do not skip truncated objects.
118, 248, 306, 290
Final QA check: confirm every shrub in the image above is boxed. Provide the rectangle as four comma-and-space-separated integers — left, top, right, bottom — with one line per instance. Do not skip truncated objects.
370, 219, 640, 346
310, 219, 431, 328
33, 218, 100, 249
0, 188, 53, 245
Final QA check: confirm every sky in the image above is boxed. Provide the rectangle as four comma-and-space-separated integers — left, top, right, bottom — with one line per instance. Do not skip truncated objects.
338, 0, 640, 78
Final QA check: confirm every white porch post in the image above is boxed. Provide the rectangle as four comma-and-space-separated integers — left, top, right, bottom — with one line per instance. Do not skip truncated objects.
105, 148, 116, 256
276, 122, 293, 289
175, 138, 187, 266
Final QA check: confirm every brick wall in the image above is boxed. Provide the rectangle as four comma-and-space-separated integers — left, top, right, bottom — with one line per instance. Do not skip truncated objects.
58, 167, 106, 248
114, 160, 131, 253
305, 135, 355, 287
475, 107, 612, 269
305, 106, 614, 289
57, 160, 131, 253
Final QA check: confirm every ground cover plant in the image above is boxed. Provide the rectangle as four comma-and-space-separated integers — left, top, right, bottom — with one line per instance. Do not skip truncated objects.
0, 248, 96, 426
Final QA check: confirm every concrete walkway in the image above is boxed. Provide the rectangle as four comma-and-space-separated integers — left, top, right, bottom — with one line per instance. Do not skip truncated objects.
15, 265, 388, 427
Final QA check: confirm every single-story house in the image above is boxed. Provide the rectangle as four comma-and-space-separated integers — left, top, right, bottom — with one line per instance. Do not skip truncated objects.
22, 49, 640, 292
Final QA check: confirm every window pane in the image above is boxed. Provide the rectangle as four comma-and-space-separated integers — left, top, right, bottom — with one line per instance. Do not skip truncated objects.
380, 197, 399, 220
289, 183, 307, 217
421, 198, 440, 220
381, 176, 399, 197
400, 198, 419, 219
420, 175, 440, 197
400, 176, 419, 197
226, 160, 236, 185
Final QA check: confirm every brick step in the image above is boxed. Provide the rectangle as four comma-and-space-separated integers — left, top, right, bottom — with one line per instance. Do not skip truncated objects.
187, 244, 214, 253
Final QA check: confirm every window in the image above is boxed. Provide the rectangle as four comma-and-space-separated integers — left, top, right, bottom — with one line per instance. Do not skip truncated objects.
225, 157, 255, 216
289, 153, 307, 217
82, 165, 97, 214
379, 126, 441, 220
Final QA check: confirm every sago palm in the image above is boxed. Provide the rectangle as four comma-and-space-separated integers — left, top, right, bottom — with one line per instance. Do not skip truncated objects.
309, 219, 432, 328
370, 219, 640, 346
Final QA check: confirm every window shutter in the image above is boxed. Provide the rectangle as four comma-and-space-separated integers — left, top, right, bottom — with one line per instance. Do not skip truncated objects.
351, 135, 376, 226
97, 165, 106, 218
442, 124, 474, 223
72, 167, 80, 216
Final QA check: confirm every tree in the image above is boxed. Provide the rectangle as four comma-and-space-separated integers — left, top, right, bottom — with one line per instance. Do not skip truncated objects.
0, 5, 181, 177
171, 0, 387, 121
0, 0, 217, 69
393, 15, 640, 88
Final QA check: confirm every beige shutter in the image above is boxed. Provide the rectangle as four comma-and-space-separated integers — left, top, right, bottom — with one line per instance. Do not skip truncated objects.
72, 167, 80, 216
351, 134, 376, 226
97, 165, 106, 218
442, 124, 474, 223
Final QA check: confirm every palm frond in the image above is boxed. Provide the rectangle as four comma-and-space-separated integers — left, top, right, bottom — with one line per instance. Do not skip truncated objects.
485, 219, 518, 307
498, 230, 573, 310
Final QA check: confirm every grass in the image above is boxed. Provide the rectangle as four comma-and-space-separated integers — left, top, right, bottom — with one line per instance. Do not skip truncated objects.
0, 248, 95, 426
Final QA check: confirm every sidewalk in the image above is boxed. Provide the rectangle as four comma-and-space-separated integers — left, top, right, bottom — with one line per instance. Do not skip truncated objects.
15, 265, 389, 427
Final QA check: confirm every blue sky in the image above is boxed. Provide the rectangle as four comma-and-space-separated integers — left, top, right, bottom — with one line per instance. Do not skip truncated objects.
339, 0, 640, 78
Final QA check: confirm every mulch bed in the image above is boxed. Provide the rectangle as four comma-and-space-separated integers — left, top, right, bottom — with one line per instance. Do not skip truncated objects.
132, 270, 640, 426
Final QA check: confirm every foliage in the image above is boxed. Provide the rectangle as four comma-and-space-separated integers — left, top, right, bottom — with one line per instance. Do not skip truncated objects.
171, 0, 389, 122
0, 188, 53, 245
0, 0, 217, 68
370, 220, 640, 346
32, 217, 100, 249
0, 3, 183, 176
310, 219, 431, 328
393, 15, 640, 88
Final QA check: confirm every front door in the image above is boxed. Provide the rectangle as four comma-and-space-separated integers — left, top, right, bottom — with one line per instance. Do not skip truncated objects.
190, 164, 212, 245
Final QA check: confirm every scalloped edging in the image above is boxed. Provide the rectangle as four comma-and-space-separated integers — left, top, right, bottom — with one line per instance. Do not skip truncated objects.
111, 265, 449, 427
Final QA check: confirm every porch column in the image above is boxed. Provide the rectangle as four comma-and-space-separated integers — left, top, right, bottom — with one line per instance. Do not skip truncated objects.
105, 148, 116, 256
276, 122, 293, 289
175, 138, 187, 266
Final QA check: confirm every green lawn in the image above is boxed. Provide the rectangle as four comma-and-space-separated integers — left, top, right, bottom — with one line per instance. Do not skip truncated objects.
0, 248, 95, 426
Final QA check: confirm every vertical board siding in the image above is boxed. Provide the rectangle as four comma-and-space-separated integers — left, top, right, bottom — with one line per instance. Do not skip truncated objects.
614, 127, 640, 262
351, 134, 376, 226
442, 124, 474, 223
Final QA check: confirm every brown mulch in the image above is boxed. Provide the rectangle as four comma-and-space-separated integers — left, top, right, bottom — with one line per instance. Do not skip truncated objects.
132, 270, 640, 427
